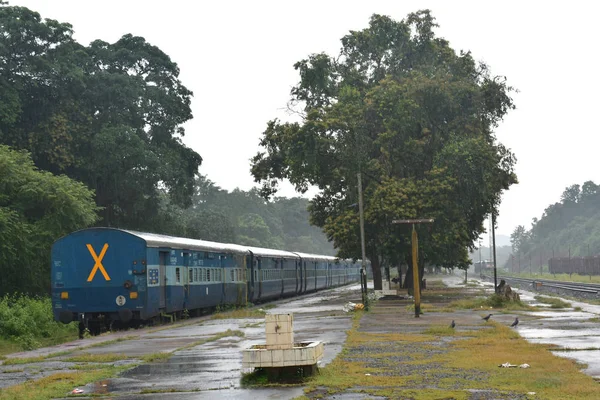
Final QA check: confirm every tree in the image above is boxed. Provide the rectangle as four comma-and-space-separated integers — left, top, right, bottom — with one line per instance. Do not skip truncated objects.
0, 145, 98, 295
561, 184, 581, 204
251, 11, 517, 289
0, 4, 202, 230
510, 225, 528, 254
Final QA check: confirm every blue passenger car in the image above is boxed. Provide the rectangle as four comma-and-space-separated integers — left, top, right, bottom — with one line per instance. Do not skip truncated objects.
51, 227, 367, 336
51, 228, 247, 335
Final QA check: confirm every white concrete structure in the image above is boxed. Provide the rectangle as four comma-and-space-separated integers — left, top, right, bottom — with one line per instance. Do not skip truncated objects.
242, 313, 323, 372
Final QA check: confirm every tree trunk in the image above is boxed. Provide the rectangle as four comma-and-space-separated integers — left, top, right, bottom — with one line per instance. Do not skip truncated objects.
403, 255, 426, 290
370, 254, 383, 290
418, 257, 425, 290
403, 255, 413, 289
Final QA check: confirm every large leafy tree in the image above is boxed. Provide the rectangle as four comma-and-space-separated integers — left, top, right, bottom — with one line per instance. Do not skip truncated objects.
0, 4, 201, 229
251, 11, 517, 288
0, 145, 98, 294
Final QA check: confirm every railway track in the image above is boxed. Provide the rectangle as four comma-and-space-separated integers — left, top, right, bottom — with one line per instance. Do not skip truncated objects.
482, 275, 600, 298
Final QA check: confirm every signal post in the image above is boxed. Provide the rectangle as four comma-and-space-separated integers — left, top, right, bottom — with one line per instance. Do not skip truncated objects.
391, 219, 434, 318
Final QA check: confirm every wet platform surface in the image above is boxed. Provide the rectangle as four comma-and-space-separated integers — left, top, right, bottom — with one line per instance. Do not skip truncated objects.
1, 284, 363, 399
3, 276, 600, 399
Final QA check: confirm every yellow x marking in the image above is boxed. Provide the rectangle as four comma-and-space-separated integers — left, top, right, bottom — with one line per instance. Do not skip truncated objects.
86, 243, 111, 282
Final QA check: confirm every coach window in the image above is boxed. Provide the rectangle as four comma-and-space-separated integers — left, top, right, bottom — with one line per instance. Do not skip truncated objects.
189, 269, 193, 283
176, 268, 181, 284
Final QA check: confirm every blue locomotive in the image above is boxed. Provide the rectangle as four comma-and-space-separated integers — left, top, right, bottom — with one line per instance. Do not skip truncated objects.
51, 228, 365, 336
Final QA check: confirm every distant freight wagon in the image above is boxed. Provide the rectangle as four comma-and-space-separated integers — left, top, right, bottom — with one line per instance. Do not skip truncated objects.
51, 228, 367, 336
473, 260, 494, 274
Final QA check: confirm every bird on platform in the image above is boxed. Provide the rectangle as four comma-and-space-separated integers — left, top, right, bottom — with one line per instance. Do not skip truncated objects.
482, 314, 493, 321
450, 320, 455, 329
510, 317, 519, 328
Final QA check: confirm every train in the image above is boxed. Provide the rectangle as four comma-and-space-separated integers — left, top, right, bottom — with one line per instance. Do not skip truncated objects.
473, 260, 494, 274
51, 227, 368, 336
548, 256, 600, 276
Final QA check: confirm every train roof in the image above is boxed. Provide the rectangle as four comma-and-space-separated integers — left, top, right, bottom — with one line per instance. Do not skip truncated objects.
123, 230, 249, 254
61, 228, 359, 262
293, 252, 338, 262
243, 245, 299, 259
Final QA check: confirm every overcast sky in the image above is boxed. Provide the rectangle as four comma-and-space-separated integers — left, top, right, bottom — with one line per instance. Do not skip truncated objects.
11, 0, 600, 237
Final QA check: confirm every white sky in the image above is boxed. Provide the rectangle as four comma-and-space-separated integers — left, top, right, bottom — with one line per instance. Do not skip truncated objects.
10, 0, 600, 236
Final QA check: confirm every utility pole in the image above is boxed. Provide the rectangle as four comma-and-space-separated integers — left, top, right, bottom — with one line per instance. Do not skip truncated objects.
491, 213, 498, 293
357, 173, 369, 310
478, 239, 482, 278
392, 218, 434, 318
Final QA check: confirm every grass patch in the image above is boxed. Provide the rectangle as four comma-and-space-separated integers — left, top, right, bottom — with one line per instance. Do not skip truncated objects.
424, 325, 456, 336
0, 366, 129, 400
404, 303, 437, 313
534, 295, 571, 308
588, 317, 600, 323
141, 352, 172, 363
1, 355, 48, 365
297, 303, 600, 400
212, 308, 268, 319
63, 353, 132, 363
449, 294, 533, 311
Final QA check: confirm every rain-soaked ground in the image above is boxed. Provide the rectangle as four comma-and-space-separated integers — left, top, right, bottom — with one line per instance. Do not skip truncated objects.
477, 277, 600, 380
0, 284, 367, 399
3, 276, 600, 399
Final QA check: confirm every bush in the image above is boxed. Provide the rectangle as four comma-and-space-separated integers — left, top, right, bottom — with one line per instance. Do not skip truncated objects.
0, 295, 77, 349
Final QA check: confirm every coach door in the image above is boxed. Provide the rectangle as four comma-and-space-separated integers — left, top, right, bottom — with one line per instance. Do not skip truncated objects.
158, 251, 168, 309
246, 254, 254, 302
295, 259, 300, 294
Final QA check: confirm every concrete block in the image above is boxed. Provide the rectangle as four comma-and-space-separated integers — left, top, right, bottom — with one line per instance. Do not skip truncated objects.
295, 348, 305, 362
271, 349, 284, 366
283, 349, 296, 364
259, 350, 271, 365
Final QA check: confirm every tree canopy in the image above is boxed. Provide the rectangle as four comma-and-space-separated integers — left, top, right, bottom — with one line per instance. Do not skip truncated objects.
0, 145, 98, 294
0, 4, 201, 230
510, 181, 600, 265
251, 11, 517, 288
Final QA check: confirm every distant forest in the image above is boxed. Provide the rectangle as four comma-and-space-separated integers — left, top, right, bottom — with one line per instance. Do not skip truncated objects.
160, 175, 335, 256
508, 181, 600, 270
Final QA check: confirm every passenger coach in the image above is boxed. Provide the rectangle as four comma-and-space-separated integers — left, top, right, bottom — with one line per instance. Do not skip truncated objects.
51, 228, 365, 336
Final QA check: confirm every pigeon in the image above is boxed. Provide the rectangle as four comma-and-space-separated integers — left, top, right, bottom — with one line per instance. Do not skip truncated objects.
450, 320, 455, 329
482, 314, 493, 321
510, 317, 519, 328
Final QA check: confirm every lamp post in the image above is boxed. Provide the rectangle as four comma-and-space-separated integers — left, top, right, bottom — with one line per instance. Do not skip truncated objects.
392, 218, 434, 318
357, 172, 369, 310
491, 212, 498, 293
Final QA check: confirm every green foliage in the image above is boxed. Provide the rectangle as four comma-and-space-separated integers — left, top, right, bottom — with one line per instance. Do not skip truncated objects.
0, 4, 202, 230
508, 180, 600, 265
449, 294, 530, 311
251, 10, 517, 288
0, 145, 98, 294
534, 296, 570, 309
182, 175, 335, 254
0, 295, 77, 350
